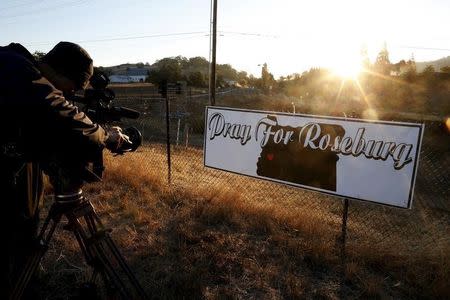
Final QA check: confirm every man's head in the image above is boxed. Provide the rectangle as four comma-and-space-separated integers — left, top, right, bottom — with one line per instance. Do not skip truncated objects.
38, 42, 94, 95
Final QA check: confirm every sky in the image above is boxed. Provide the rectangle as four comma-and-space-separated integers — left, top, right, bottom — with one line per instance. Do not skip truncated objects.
1, 0, 449, 78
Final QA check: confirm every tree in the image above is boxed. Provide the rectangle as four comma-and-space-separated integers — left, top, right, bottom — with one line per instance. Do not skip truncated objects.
147, 57, 183, 84
402, 67, 417, 82
440, 66, 450, 73
261, 63, 275, 93
394, 55, 417, 82
360, 44, 371, 70
408, 53, 417, 72
32, 51, 46, 61
374, 43, 391, 75
247, 74, 260, 88
187, 57, 209, 72
237, 71, 248, 86
187, 71, 206, 87
421, 65, 436, 85
94, 66, 112, 76
422, 65, 435, 74
217, 64, 238, 81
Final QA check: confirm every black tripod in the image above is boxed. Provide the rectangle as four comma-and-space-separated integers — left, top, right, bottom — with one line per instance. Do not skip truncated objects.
11, 189, 148, 300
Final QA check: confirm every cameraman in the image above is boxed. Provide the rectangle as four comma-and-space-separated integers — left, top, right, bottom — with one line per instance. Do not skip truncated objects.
0, 42, 128, 298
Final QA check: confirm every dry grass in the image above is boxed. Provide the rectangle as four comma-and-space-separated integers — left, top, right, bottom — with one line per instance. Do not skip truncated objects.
38, 146, 450, 299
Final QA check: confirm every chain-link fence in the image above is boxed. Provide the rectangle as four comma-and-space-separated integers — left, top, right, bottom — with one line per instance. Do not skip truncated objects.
113, 83, 449, 278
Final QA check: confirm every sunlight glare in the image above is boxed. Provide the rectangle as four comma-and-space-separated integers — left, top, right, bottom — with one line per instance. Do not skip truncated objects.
330, 57, 362, 79
362, 108, 379, 120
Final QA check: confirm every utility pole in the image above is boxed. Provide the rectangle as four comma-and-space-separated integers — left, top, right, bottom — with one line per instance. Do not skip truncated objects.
210, 0, 218, 106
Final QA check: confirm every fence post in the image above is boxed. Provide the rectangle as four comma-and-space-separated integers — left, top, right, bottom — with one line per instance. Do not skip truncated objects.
164, 84, 172, 185
184, 123, 190, 148
176, 118, 181, 146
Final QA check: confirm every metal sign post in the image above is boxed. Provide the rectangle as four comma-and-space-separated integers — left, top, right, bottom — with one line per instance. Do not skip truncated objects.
339, 198, 349, 297
340, 198, 349, 262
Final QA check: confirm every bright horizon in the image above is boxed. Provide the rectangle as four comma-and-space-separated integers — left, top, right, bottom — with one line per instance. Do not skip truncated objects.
1, 0, 449, 78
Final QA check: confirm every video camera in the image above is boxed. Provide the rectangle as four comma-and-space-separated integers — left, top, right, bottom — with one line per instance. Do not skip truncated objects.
71, 73, 140, 126
67, 72, 143, 180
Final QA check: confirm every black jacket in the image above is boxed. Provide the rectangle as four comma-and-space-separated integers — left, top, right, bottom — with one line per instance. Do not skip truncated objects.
0, 43, 107, 219
0, 43, 106, 160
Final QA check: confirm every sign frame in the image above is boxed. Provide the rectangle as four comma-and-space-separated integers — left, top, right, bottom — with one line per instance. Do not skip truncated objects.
203, 106, 424, 209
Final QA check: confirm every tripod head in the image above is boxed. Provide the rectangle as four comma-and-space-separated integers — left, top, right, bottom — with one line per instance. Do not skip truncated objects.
54, 189, 84, 205
43, 159, 97, 204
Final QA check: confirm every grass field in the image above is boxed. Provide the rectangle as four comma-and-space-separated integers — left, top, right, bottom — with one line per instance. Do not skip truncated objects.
37, 144, 449, 299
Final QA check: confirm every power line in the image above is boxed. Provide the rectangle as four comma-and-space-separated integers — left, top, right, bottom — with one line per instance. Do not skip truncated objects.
22, 33, 450, 54
220, 31, 278, 38
398, 45, 450, 52
23, 31, 210, 47
23, 30, 276, 47
0, 0, 43, 12
0, 0, 88, 19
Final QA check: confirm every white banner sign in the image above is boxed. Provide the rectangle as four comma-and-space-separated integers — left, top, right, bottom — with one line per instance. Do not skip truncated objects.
204, 107, 424, 208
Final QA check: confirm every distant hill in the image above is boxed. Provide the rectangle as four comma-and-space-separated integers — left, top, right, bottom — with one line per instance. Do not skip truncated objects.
97, 63, 153, 76
97, 56, 243, 87
98, 57, 210, 77
416, 56, 450, 72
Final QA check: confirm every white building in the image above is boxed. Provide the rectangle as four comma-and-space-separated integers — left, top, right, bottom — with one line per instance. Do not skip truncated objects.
110, 68, 149, 83
109, 75, 134, 83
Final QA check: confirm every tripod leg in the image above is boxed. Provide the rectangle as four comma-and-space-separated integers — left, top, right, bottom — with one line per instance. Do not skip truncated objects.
103, 237, 148, 297
67, 202, 148, 299
88, 212, 147, 298
92, 238, 134, 299
10, 206, 63, 300
74, 226, 132, 299
71, 229, 121, 299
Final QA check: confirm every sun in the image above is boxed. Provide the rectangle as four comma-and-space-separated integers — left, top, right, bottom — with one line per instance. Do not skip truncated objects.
329, 57, 363, 79
323, 44, 365, 79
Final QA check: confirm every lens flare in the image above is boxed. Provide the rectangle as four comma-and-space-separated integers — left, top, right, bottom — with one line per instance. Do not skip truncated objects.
362, 108, 378, 120
331, 62, 362, 79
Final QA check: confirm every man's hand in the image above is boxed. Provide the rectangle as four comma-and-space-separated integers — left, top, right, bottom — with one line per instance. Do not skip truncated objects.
105, 126, 132, 154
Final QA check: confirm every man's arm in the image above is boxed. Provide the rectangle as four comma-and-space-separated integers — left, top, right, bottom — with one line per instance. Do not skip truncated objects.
8, 74, 109, 162
33, 77, 107, 148
31, 76, 107, 149
28, 77, 130, 157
